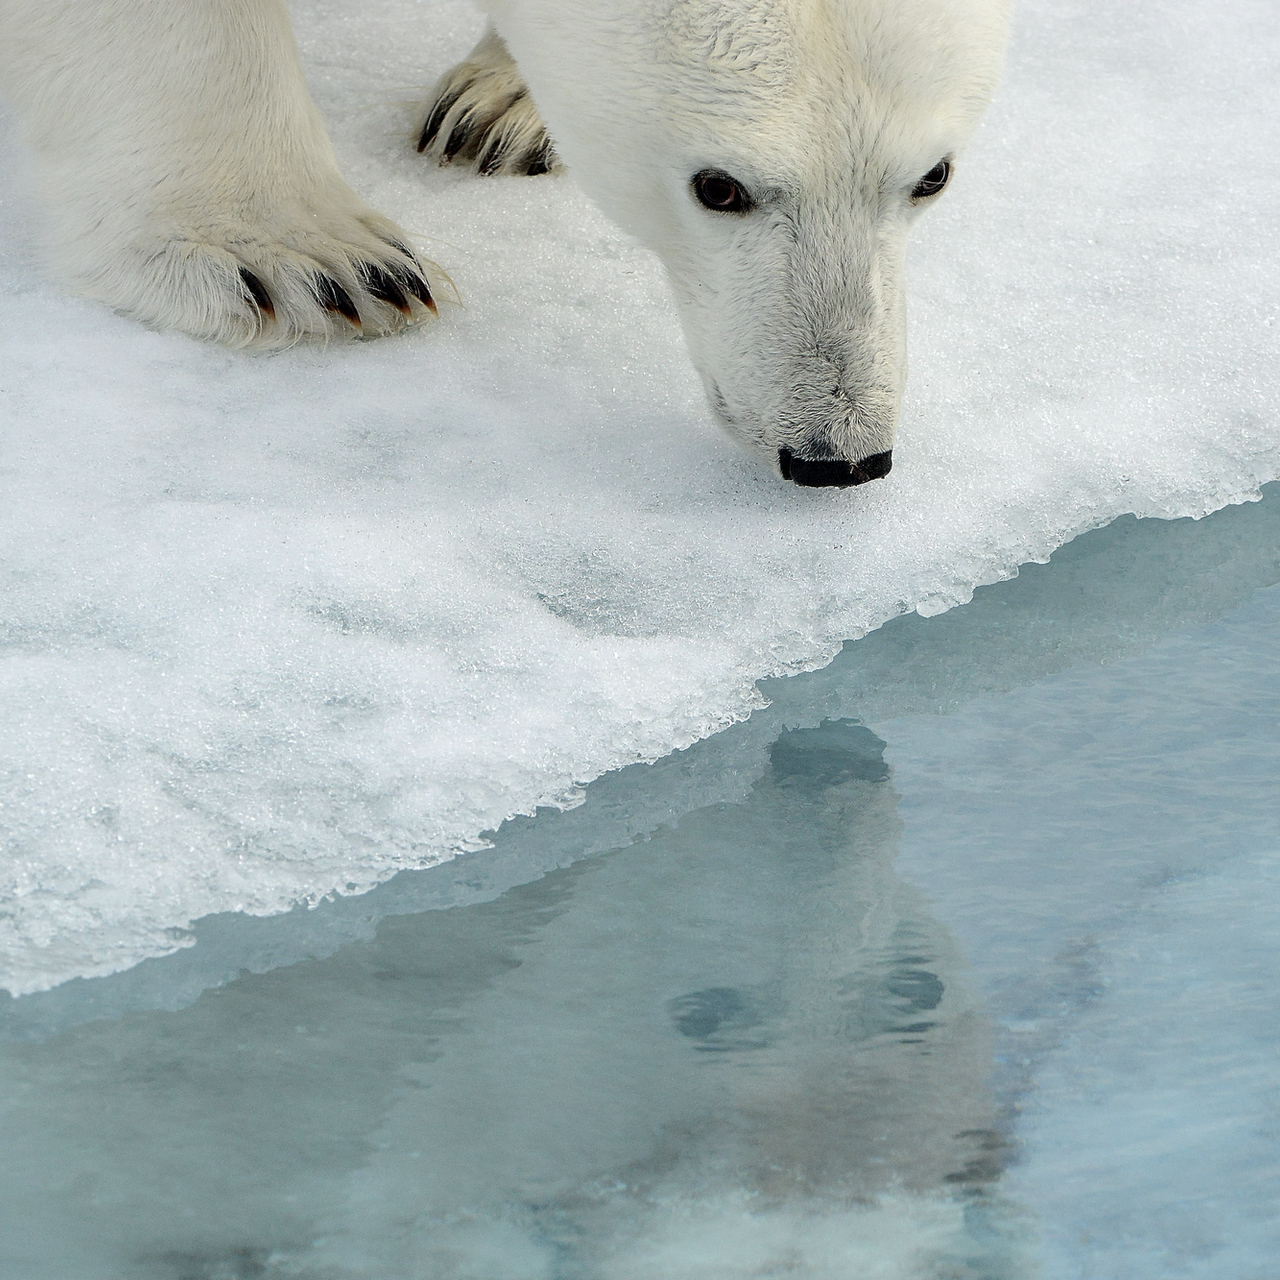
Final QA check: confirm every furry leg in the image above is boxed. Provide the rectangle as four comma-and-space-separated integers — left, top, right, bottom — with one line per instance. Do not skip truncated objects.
0, 0, 436, 345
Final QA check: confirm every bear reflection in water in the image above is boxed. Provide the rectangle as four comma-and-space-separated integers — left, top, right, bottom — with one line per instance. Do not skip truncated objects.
3, 722, 1016, 1279
320, 720, 1010, 1276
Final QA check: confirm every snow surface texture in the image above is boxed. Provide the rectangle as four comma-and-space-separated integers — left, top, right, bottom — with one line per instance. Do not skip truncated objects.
7, 492, 1280, 1042
2, 0, 1279, 994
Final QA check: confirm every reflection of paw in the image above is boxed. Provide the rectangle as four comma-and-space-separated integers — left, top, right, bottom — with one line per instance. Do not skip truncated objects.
417, 28, 560, 177
77, 199, 436, 349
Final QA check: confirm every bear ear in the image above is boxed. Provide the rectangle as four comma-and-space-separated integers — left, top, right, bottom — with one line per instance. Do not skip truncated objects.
910, 158, 952, 201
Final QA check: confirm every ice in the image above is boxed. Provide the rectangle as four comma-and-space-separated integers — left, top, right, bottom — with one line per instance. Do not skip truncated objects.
3, 0, 1280, 994
6, 490, 1280, 1042
2, 498, 1278, 1279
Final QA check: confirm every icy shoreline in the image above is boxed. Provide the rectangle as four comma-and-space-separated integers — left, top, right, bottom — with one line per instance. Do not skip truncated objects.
3, 0, 1279, 995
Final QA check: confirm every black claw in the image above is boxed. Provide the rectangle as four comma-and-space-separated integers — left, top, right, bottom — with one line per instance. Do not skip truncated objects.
386, 259, 437, 316
362, 263, 412, 316
442, 112, 476, 162
525, 141, 554, 177
400, 268, 437, 315
372, 245, 438, 317
239, 267, 275, 320
418, 84, 465, 153
313, 273, 361, 328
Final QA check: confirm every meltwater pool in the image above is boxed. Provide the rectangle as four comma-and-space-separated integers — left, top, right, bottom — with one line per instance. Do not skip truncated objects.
4, 492, 1280, 1280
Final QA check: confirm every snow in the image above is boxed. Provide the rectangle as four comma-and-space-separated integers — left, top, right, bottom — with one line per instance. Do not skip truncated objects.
3, 0, 1280, 996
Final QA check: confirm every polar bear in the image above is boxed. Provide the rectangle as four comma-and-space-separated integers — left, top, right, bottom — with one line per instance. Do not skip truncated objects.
0, 0, 1010, 486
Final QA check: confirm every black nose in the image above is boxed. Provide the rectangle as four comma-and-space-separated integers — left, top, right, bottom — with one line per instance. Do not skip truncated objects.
778, 449, 892, 487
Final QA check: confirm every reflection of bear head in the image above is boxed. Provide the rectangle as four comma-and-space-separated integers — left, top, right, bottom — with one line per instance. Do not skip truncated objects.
659, 719, 1002, 1204
484, 0, 1012, 485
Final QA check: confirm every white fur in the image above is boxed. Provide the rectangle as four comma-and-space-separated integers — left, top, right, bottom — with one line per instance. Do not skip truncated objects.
0, 0, 1010, 472
0, 0, 434, 346
480, 0, 1011, 468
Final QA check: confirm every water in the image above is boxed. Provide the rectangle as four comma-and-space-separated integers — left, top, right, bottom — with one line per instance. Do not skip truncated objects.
4, 493, 1280, 1279
5, 0, 1280, 998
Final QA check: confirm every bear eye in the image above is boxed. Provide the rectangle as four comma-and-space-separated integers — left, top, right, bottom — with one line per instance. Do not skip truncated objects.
692, 170, 754, 214
911, 159, 952, 201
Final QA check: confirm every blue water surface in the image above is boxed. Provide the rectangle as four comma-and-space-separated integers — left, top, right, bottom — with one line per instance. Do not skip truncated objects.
3, 490, 1280, 1280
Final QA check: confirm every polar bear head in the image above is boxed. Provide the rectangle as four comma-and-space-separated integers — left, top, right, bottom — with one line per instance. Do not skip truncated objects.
484, 0, 1011, 485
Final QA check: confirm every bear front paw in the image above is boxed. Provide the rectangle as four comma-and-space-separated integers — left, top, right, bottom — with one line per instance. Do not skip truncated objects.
226, 235, 437, 341
77, 211, 439, 349
417, 31, 560, 177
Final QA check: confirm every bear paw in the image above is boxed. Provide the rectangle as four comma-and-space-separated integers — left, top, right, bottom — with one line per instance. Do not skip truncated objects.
417, 29, 560, 177
75, 204, 437, 349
